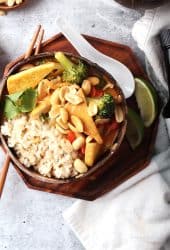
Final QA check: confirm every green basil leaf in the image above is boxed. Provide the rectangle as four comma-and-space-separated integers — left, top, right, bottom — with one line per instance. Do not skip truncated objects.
4, 98, 20, 119
7, 91, 24, 102
19, 88, 37, 112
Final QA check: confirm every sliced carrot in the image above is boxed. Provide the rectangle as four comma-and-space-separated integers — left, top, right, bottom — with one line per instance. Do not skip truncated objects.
90, 86, 104, 97
66, 131, 76, 143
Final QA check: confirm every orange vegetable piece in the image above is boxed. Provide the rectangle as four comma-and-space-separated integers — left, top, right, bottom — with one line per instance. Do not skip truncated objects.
65, 89, 103, 144
66, 131, 76, 143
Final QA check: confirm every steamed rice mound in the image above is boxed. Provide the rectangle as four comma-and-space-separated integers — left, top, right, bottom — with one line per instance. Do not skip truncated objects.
1, 115, 78, 179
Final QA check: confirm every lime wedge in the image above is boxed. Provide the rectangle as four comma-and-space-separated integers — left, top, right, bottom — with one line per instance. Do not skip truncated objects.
126, 107, 144, 150
135, 78, 158, 127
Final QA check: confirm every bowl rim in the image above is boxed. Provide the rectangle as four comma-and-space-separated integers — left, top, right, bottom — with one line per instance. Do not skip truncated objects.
0, 51, 127, 184
0, 0, 26, 10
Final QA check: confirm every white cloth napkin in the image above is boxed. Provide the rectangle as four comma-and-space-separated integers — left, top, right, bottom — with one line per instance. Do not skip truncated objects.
63, 5, 170, 250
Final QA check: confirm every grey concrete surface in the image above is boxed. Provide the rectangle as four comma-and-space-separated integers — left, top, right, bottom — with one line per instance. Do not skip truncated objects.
0, 1, 143, 249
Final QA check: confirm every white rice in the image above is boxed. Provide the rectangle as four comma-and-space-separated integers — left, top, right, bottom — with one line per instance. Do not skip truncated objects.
1, 115, 78, 179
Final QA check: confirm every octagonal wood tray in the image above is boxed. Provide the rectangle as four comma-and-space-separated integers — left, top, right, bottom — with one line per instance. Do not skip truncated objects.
2, 33, 159, 201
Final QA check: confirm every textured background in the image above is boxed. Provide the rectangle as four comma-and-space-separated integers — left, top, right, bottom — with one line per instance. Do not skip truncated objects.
0, 1, 143, 249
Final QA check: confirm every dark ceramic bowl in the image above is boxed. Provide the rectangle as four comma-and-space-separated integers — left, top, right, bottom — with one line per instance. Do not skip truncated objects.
0, 52, 127, 184
0, 0, 27, 11
114, 0, 167, 9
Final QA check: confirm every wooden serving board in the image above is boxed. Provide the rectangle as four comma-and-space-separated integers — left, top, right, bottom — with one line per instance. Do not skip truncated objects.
3, 34, 159, 201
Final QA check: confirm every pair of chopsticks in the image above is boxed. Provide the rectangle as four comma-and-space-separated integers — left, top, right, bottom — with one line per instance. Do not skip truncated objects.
0, 24, 44, 199
25, 24, 44, 58
4, 25, 44, 76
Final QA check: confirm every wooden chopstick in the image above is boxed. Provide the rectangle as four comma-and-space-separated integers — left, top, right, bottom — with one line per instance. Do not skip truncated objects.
24, 24, 41, 59
0, 155, 10, 199
35, 28, 44, 55
0, 25, 44, 199
4, 25, 44, 76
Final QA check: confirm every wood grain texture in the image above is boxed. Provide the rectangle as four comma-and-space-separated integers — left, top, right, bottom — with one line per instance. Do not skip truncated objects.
0, 154, 10, 198
1, 34, 159, 200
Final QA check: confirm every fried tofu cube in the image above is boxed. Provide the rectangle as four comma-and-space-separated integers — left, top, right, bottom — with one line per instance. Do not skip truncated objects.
65, 89, 103, 144
7, 62, 59, 94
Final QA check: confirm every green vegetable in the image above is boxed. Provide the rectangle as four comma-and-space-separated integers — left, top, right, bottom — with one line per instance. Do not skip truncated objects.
88, 93, 115, 118
4, 98, 20, 119
98, 94, 115, 118
3, 88, 37, 119
19, 88, 37, 112
55, 52, 87, 84
7, 91, 23, 102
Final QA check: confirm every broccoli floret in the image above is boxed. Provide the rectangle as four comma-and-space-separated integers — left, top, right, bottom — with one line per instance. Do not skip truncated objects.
98, 94, 115, 118
55, 52, 87, 84
88, 93, 115, 118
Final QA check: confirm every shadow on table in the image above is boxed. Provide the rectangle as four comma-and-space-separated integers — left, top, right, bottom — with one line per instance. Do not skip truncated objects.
0, 47, 9, 80
161, 236, 170, 250
24, 0, 41, 10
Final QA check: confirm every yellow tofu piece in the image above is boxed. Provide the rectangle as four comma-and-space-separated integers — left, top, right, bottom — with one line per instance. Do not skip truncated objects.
7, 62, 59, 94
85, 142, 102, 167
30, 96, 51, 119
65, 89, 103, 144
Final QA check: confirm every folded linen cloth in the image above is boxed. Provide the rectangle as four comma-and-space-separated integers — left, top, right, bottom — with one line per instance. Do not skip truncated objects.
63, 5, 170, 250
